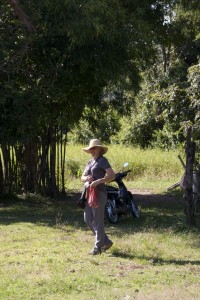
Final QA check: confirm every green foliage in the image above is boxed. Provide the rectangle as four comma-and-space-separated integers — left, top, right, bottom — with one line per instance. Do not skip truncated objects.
110, 116, 133, 145
65, 159, 81, 178
120, 0, 200, 149
68, 119, 93, 145
1, 0, 199, 196
125, 2, 200, 150
0, 1, 125, 143
68, 105, 121, 143
1, 0, 169, 195
0, 0, 164, 145
152, 126, 184, 149
126, 112, 160, 148
187, 62, 200, 141
112, 75, 198, 148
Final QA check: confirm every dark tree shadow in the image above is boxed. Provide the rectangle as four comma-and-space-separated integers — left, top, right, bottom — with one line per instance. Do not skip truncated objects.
0, 192, 84, 229
0, 191, 199, 233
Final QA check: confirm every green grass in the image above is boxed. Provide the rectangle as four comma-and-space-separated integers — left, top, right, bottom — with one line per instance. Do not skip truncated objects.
0, 193, 200, 300
66, 144, 184, 177
65, 144, 184, 192
0, 146, 198, 299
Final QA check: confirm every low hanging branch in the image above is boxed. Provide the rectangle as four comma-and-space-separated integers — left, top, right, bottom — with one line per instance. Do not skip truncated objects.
8, 0, 34, 33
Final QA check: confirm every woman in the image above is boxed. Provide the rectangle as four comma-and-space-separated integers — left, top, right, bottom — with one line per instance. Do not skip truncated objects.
81, 139, 115, 255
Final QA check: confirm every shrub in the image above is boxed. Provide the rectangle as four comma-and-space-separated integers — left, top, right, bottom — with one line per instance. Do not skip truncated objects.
65, 160, 81, 178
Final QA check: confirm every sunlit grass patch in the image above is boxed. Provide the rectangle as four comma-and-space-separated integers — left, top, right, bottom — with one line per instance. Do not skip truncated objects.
65, 144, 184, 193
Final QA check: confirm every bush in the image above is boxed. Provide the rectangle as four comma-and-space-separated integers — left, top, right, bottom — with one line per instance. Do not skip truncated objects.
65, 160, 81, 178
68, 105, 121, 144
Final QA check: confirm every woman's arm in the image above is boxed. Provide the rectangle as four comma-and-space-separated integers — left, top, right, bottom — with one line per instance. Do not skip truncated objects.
90, 167, 115, 187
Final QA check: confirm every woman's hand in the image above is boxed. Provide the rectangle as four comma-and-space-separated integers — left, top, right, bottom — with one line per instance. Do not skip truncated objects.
86, 175, 94, 183
90, 179, 101, 188
81, 174, 94, 183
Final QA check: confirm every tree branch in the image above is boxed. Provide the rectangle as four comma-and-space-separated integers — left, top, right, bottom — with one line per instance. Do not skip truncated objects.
8, 0, 34, 33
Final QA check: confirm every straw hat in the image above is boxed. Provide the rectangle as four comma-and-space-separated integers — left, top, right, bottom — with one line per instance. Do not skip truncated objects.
82, 139, 108, 154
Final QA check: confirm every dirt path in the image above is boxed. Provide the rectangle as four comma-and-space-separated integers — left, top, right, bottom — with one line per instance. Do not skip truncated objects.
69, 188, 183, 208
129, 188, 183, 207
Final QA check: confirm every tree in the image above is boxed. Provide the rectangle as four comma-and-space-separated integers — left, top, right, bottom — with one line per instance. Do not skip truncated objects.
187, 62, 200, 146
0, 0, 182, 196
119, 0, 200, 148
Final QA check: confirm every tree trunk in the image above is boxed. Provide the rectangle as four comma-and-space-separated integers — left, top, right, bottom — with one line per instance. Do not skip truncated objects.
49, 126, 59, 199
185, 127, 196, 226
1, 144, 12, 192
20, 141, 38, 193
61, 133, 67, 195
37, 129, 51, 195
161, 45, 171, 73
0, 150, 4, 195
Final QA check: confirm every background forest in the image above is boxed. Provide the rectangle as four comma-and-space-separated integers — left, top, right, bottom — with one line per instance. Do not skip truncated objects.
0, 0, 199, 198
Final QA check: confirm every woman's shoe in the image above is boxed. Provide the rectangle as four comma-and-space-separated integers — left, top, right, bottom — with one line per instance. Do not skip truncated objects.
89, 248, 102, 255
101, 241, 113, 252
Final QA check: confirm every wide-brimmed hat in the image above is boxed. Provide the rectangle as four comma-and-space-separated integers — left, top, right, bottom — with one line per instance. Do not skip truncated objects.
82, 139, 108, 154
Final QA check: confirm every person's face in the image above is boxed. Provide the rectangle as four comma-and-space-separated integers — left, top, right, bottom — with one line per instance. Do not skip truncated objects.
90, 146, 101, 158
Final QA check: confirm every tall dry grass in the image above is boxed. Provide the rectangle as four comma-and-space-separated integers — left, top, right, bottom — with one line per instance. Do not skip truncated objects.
65, 144, 184, 192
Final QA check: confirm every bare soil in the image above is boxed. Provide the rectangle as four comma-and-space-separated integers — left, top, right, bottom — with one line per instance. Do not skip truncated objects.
67, 187, 183, 209
129, 188, 183, 207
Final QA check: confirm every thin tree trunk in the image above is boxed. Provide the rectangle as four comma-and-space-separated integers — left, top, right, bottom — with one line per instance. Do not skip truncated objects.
20, 141, 38, 193
49, 126, 59, 199
38, 130, 51, 195
161, 45, 171, 73
1, 144, 12, 192
61, 133, 67, 195
185, 127, 196, 226
0, 149, 4, 195
57, 130, 60, 192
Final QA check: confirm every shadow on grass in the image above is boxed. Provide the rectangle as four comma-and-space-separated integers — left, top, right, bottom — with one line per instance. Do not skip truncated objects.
0, 191, 199, 233
111, 250, 200, 266
105, 192, 199, 230
0, 192, 84, 229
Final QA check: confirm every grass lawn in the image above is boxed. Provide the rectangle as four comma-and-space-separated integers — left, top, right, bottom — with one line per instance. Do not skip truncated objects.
0, 190, 200, 300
